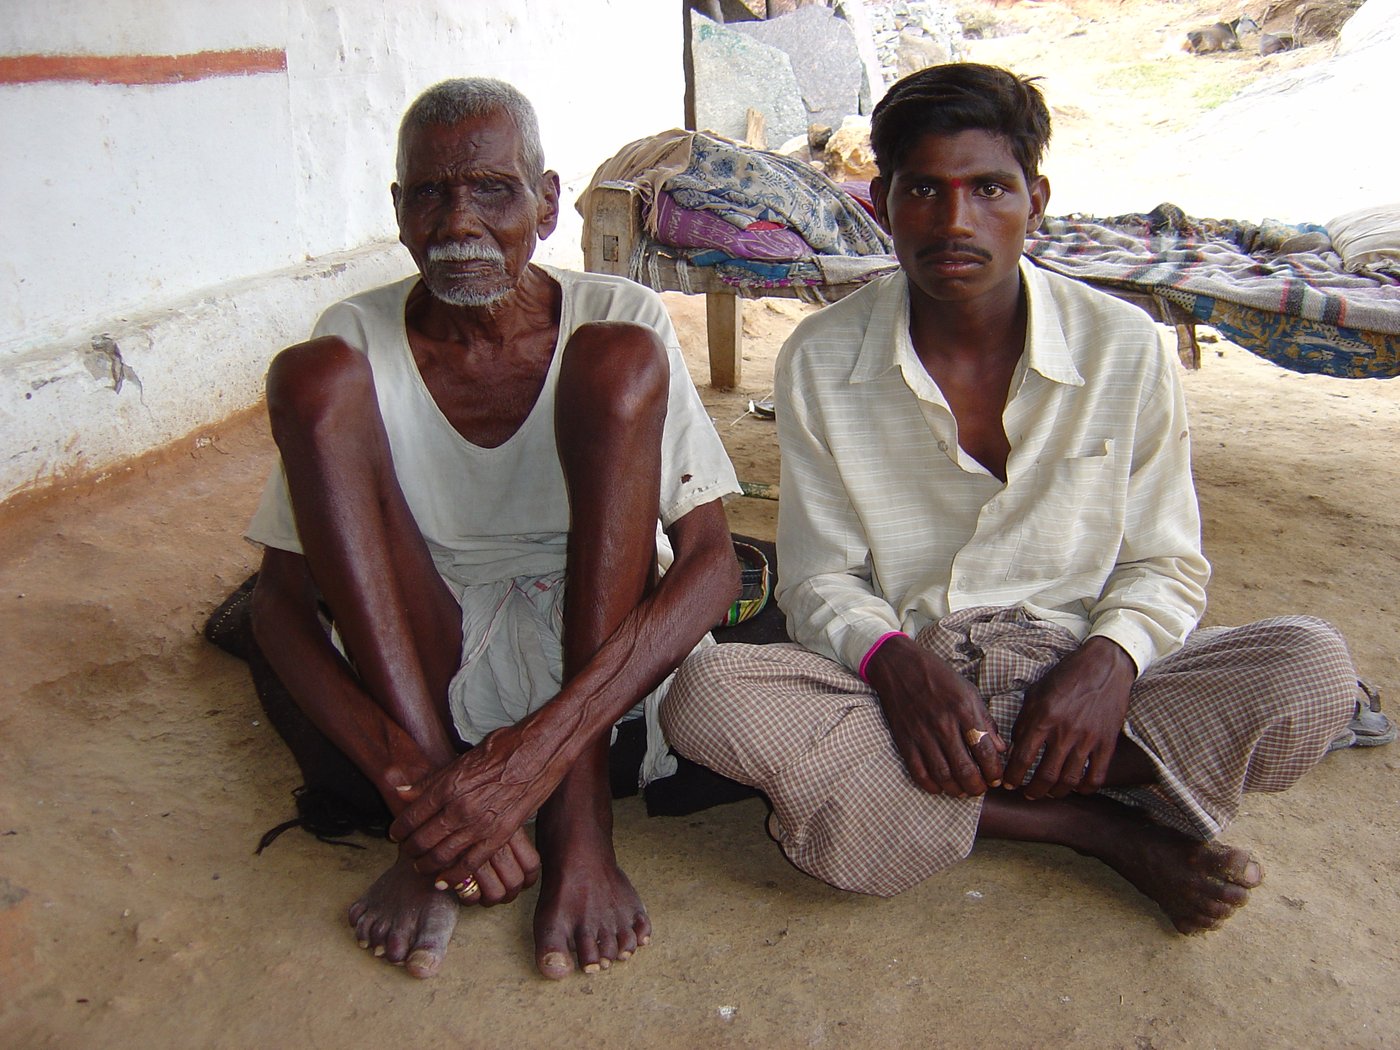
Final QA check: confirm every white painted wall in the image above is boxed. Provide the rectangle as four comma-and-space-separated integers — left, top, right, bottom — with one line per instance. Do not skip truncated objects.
1, 0, 686, 502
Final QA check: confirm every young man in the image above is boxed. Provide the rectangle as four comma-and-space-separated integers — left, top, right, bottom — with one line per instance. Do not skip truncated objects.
662, 63, 1365, 933
248, 78, 740, 979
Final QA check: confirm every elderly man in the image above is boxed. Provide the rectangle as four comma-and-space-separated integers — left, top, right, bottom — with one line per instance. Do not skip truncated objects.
662, 64, 1371, 934
247, 78, 740, 980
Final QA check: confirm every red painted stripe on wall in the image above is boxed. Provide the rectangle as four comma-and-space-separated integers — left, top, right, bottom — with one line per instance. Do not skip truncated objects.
0, 48, 286, 86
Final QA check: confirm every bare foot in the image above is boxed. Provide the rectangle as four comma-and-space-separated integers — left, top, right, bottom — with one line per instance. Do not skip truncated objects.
981, 792, 1263, 934
1091, 815, 1263, 934
347, 853, 459, 978
531, 831, 651, 980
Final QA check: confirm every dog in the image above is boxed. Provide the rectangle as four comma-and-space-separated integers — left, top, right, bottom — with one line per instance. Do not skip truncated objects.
1184, 16, 1258, 54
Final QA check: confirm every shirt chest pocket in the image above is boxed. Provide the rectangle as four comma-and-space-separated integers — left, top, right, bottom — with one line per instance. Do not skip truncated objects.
1007, 440, 1124, 582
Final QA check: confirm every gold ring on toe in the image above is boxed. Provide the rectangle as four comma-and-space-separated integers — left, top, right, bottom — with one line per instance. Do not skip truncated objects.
454, 876, 479, 899
964, 727, 988, 747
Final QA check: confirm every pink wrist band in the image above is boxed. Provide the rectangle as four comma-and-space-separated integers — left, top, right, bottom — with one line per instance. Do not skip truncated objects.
859, 631, 904, 681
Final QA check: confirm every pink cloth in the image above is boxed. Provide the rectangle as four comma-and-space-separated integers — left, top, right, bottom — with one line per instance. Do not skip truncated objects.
651, 191, 811, 261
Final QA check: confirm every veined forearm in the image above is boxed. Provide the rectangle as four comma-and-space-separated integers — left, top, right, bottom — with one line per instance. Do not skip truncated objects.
493, 525, 738, 793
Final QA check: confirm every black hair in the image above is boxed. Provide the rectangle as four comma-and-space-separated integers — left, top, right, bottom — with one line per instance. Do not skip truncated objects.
870, 63, 1051, 181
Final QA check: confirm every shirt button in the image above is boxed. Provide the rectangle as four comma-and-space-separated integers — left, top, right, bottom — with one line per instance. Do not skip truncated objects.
937, 440, 949, 452
986, 499, 999, 513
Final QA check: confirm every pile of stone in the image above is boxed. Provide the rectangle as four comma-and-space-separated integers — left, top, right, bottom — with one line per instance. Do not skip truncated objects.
863, 0, 967, 85
689, 0, 966, 178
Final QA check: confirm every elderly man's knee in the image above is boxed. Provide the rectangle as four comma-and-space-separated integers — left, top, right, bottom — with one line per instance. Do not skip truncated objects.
558, 322, 668, 426
266, 336, 374, 436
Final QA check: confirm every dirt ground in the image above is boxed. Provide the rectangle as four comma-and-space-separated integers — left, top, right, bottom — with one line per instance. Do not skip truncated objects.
4, 2, 1399, 1047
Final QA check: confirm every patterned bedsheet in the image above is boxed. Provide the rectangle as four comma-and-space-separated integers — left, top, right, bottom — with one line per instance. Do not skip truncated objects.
1026, 206, 1400, 379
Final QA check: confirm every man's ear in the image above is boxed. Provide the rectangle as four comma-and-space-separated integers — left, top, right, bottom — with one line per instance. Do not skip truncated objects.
1026, 174, 1050, 234
535, 170, 561, 241
871, 175, 891, 233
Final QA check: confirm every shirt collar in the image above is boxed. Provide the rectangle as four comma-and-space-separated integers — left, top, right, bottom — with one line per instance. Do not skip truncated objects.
1021, 258, 1083, 388
849, 258, 1084, 389
850, 271, 911, 384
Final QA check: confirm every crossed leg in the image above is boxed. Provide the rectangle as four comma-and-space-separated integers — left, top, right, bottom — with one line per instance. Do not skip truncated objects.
663, 615, 1353, 933
978, 763, 1263, 934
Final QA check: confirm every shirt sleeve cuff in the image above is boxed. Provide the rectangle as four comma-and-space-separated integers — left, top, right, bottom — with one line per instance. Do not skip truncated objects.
1087, 622, 1153, 679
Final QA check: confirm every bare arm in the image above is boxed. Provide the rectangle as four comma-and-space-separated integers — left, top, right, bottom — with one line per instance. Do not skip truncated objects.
389, 497, 739, 878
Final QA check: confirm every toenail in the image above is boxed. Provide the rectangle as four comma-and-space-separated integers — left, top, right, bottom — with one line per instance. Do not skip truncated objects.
358, 940, 369, 949
618, 950, 632, 961
373, 946, 386, 957
583, 963, 601, 974
542, 951, 568, 970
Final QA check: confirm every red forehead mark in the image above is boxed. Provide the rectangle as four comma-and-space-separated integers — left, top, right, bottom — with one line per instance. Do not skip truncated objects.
946, 178, 964, 189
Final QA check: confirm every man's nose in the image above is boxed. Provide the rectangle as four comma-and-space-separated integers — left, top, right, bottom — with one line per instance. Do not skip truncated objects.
932, 188, 974, 237
441, 189, 486, 238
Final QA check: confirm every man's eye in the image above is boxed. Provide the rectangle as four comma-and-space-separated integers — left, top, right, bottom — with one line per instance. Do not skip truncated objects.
976, 184, 1007, 199
910, 184, 936, 199
413, 184, 441, 200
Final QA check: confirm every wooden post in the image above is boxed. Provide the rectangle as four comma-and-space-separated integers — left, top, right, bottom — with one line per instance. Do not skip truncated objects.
706, 292, 743, 389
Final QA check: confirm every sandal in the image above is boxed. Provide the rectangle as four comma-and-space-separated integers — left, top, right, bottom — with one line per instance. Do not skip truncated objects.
1327, 681, 1397, 752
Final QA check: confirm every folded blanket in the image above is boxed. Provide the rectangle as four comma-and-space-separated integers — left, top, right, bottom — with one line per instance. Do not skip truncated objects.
662, 132, 891, 257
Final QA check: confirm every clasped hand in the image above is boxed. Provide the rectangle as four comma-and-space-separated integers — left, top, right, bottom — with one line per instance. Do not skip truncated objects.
387, 725, 547, 904
865, 636, 1007, 797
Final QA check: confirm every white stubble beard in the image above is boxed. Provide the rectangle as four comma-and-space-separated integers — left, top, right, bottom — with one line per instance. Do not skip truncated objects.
423, 242, 513, 308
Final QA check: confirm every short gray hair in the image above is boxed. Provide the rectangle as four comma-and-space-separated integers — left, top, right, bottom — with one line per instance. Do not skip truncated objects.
396, 77, 545, 183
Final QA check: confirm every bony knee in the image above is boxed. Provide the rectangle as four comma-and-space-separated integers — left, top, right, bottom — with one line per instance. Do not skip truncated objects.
565, 322, 667, 387
559, 322, 669, 428
266, 336, 373, 429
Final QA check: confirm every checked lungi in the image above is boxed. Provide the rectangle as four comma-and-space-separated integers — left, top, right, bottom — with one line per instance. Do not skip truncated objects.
660, 607, 1356, 897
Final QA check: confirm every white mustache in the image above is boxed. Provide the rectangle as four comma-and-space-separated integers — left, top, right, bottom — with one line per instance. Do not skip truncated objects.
427, 242, 506, 265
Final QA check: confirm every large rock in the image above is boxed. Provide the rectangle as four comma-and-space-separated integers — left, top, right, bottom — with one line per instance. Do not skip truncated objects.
730, 6, 865, 129
833, 0, 889, 111
1259, 0, 1364, 42
691, 11, 808, 146
824, 115, 878, 183
895, 26, 954, 77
